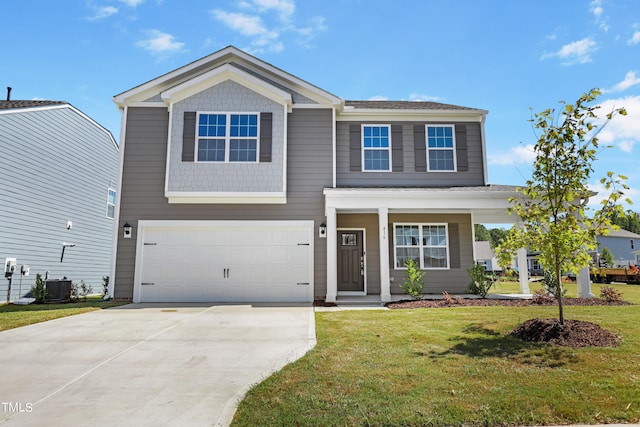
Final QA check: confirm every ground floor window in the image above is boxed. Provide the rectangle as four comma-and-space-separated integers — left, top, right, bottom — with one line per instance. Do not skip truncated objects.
394, 223, 449, 269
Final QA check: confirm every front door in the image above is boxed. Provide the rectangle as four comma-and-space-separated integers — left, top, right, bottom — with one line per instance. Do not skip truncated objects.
337, 230, 365, 293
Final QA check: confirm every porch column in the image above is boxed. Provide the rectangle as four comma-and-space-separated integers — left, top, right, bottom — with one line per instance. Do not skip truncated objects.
577, 266, 593, 298
517, 247, 530, 294
325, 207, 337, 303
378, 207, 391, 302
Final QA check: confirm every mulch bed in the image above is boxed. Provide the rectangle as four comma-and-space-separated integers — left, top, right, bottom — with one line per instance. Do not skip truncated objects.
511, 318, 622, 348
385, 297, 632, 309
386, 297, 629, 348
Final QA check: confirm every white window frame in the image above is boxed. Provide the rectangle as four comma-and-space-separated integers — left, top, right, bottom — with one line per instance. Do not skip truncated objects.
361, 124, 392, 172
195, 112, 260, 163
106, 188, 116, 219
426, 124, 457, 172
393, 223, 450, 270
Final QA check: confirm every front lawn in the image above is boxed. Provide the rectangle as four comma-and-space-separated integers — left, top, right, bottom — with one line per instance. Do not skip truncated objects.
232, 284, 640, 426
0, 297, 128, 331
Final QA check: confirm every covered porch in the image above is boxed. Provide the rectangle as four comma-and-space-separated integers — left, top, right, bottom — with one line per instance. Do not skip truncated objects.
323, 186, 594, 303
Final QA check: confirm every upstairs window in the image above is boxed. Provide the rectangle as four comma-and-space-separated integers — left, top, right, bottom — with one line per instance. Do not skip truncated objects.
631, 240, 635, 250
197, 113, 258, 162
106, 188, 116, 219
362, 125, 391, 171
426, 125, 456, 171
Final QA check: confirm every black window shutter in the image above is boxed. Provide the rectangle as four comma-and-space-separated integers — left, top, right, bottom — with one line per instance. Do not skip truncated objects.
182, 112, 196, 162
350, 124, 361, 171
391, 125, 403, 172
260, 112, 273, 162
448, 223, 461, 268
413, 125, 426, 172
455, 125, 468, 172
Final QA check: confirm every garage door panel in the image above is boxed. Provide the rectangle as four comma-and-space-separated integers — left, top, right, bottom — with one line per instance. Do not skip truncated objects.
137, 222, 313, 303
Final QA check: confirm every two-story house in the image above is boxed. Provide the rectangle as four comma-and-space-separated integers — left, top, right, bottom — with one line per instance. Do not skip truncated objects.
1, 100, 119, 301
111, 46, 524, 304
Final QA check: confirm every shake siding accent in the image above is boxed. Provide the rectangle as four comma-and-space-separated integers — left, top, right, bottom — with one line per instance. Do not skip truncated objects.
114, 107, 333, 300
337, 122, 485, 187
0, 107, 118, 300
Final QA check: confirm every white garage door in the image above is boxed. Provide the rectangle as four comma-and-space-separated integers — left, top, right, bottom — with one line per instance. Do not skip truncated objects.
134, 221, 314, 303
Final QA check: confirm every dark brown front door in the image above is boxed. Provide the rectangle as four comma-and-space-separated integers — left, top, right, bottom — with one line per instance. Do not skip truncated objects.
337, 230, 364, 292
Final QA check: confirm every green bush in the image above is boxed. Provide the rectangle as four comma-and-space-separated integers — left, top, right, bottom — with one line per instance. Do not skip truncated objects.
600, 286, 622, 302
400, 259, 424, 299
466, 262, 495, 298
30, 273, 49, 304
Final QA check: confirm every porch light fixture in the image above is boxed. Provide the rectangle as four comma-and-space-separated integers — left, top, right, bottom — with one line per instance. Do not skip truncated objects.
123, 222, 132, 239
319, 222, 327, 238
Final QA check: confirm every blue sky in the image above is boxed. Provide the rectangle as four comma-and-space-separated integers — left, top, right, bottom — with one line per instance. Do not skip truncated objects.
2, 0, 640, 211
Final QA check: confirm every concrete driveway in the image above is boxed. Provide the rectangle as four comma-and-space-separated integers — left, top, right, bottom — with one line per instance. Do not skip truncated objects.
0, 303, 316, 426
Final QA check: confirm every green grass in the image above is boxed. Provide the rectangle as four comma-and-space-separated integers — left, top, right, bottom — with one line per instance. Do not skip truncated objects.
232, 284, 640, 426
0, 296, 128, 331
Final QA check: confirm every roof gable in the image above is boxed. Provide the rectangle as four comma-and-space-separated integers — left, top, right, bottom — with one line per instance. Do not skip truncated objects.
113, 45, 342, 107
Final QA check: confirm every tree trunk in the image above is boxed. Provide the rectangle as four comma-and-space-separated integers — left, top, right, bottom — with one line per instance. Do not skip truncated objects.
556, 264, 564, 325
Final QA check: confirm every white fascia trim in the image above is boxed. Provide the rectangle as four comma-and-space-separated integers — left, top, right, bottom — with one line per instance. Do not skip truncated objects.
166, 191, 287, 204
323, 188, 518, 211
337, 109, 487, 123
480, 114, 489, 185
164, 104, 174, 197
123, 101, 167, 108
114, 46, 343, 108
161, 64, 293, 111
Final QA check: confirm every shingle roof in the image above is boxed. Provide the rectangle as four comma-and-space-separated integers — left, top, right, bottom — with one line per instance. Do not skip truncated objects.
0, 100, 68, 110
344, 100, 481, 111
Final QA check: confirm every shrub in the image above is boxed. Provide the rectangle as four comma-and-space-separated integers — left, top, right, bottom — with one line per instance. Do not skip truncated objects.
400, 258, 424, 299
466, 263, 495, 298
102, 276, 109, 298
70, 280, 93, 302
542, 269, 567, 298
30, 273, 49, 304
531, 288, 555, 304
600, 286, 622, 302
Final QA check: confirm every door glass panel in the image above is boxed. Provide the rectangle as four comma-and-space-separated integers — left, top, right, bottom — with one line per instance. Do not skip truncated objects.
341, 233, 357, 246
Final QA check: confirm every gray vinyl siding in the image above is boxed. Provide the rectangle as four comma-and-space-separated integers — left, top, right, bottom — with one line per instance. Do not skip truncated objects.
114, 107, 333, 300
596, 236, 638, 266
336, 121, 485, 187
388, 213, 473, 295
335, 213, 473, 296
0, 107, 119, 300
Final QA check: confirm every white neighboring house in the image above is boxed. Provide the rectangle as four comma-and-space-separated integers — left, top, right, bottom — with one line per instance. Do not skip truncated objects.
474, 241, 502, 272
0, 99, 119, 301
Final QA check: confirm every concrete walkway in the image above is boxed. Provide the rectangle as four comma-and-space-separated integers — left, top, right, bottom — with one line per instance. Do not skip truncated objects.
0, 303, 316, 426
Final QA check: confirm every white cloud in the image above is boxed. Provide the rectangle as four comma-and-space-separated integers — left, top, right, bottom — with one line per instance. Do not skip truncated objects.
88, 6, 118, 21
541, 37, 597, 65
488, 144, 537, 166
136, 30, 185, 55
629, 30, 640, 45
605, 71, 640, 93
409, 93, 444, 102
368, 96, 388, 101
120, 0, 144, 6
242, 0, 295, 23
595, 95, 640, 153
589, 0, 608, 32
587, 181, 638, 210
211, 1, 326, 53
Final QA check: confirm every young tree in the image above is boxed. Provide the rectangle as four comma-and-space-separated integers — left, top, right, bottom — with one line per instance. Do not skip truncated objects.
497, 89, 628, 324
599, 247, 615, 267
